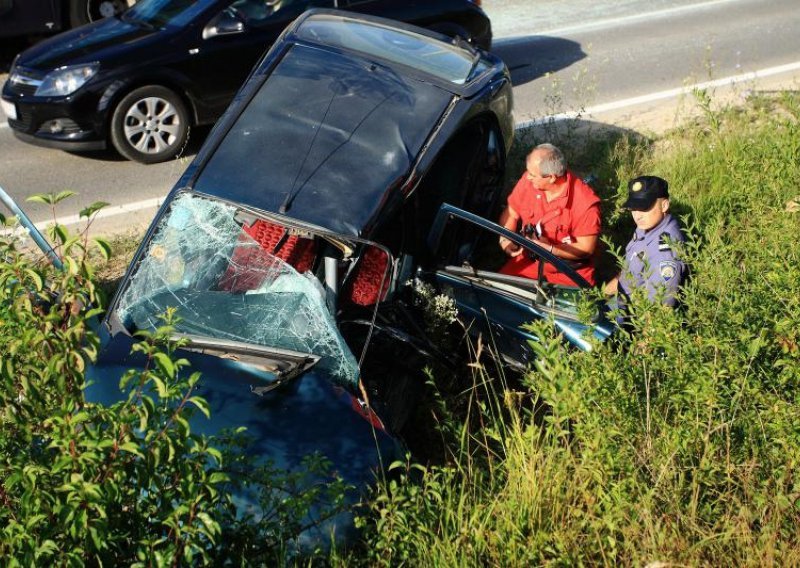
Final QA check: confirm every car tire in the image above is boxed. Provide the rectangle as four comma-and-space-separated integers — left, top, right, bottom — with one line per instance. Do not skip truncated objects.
69, 0, 135, 28
109, 85, 190, 164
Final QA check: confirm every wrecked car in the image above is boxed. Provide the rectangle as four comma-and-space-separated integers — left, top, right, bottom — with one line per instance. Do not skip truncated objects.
2, 10, 612, 545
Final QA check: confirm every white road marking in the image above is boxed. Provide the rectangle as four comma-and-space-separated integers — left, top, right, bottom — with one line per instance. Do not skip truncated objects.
517, 60, 800, 128
502, 0, 747, 40
3, 196, 162, 234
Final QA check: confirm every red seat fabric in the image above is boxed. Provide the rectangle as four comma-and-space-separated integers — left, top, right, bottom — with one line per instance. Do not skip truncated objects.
242, 220, 316, 274
347, 246, 390, 306
219, 220, 317, 292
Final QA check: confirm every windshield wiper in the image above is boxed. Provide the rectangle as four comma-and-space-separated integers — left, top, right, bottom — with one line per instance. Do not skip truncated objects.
172, 334, 321, 396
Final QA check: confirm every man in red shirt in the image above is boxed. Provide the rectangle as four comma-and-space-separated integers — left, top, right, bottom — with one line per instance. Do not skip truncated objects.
498, 143, 601, 286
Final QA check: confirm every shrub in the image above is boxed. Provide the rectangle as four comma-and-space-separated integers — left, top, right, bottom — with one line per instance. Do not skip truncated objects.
0, 206, 348, 565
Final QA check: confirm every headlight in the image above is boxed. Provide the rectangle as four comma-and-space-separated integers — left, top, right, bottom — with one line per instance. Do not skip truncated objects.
35, 63, 99, 97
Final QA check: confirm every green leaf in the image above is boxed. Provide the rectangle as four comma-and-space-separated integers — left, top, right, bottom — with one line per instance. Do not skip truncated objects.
24, 269, 43, 291
80, 201, 110, 219
89, 526, 103, 551
119, 442, 144, 458
188, 396, 210, 419
151, 375, 168, 399
195, 512, 219, 539
92, 237, 112, 260
208, 471, 229, 484
26, 193, 54, 205
152, 352, 175, 379
47, 224, 68, 245
54, 190, 77, 203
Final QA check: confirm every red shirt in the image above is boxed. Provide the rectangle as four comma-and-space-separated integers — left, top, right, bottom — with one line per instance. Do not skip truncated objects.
500, 171, 601, 286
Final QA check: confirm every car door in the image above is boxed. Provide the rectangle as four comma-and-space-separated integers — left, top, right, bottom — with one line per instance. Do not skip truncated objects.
176, 0, 335, 121
425, 204, 613, 369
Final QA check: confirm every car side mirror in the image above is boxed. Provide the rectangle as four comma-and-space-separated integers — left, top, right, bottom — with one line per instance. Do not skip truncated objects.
202, 10, 246, 40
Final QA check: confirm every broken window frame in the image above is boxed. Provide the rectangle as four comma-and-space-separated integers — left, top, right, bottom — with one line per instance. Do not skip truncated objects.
107, 190, 395, 390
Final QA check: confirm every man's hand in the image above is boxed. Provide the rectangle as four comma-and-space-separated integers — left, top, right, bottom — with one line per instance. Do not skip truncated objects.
604, 276, 619, 295
499, 236, 523, 257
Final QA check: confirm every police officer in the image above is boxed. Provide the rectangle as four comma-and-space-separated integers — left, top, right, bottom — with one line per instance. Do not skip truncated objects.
604, 175, 686, 307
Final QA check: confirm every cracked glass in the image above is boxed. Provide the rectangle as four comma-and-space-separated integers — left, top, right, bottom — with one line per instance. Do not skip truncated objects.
115, 192, 359, 387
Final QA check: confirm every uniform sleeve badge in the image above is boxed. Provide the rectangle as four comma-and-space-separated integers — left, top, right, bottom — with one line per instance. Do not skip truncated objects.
660, 260, 677, 281
658, 232, 672, 251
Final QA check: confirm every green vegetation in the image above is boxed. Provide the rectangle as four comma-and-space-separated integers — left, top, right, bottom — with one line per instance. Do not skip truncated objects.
350, 91, 800, 566
2, 91, 799, 565
0, 199, 347, 565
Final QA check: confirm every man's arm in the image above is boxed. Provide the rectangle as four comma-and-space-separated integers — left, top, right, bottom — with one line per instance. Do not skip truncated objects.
543, 234, 598, 260
498, 205, 523, 256
533, 201, 600, 260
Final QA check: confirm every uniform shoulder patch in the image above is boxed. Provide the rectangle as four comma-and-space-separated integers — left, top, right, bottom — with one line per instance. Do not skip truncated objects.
660, 260, 677, 282
658, 232, 673, 251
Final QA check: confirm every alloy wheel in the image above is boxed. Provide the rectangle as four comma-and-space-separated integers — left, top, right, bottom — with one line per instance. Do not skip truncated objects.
122, 96, 183, 155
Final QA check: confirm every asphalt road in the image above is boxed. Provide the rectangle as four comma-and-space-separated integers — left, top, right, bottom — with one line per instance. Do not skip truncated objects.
1, 0, 799, 230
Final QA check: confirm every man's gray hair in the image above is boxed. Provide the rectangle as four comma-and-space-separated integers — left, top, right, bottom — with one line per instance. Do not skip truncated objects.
530, 143, 566, 177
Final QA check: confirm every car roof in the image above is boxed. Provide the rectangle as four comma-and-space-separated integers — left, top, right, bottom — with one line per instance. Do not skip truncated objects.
187, 10, 506, 237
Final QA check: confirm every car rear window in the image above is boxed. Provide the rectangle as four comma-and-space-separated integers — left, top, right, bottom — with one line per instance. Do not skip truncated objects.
296, 14, 479, 85
193, 43, 452, 236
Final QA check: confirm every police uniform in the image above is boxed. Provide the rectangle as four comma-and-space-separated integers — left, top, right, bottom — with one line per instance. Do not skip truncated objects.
618, 176, 686, 307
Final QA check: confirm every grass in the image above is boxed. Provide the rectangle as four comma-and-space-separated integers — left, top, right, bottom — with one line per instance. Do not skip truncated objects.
88, 231, 140, 301
345, 90, 800, 566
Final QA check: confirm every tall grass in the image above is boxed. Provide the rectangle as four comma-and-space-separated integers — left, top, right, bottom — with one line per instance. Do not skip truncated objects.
346, 91, 800, 566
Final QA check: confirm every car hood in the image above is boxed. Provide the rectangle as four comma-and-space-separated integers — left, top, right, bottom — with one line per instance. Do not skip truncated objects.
15, 17, 168, 70
85, 329, 399, 543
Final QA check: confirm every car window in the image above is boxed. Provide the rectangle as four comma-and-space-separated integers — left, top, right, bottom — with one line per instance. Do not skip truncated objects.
113, 192, 361, 388
228, 0, 327, 25
123, 0, 218, 28
430, 208, 588, 320
193, 43, 452, 236
296, 14, 478, 84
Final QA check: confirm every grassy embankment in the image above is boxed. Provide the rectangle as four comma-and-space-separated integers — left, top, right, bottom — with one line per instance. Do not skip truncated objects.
346, 90, 800, 566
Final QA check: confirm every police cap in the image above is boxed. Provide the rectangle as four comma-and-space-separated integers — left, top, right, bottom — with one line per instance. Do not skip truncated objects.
623, 175, 669, 211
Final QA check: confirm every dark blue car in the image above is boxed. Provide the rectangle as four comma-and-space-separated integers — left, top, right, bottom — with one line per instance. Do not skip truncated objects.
2, 10, 611, 544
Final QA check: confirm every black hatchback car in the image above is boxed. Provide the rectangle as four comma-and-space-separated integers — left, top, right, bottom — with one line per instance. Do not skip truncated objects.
0, 0, 492, 163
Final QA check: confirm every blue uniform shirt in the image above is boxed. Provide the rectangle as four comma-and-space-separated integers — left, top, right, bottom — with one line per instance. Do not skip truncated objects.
619, 213, 686, 307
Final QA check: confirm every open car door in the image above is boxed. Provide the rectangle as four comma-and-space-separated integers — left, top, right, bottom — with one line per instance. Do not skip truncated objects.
426, 204, 613, 369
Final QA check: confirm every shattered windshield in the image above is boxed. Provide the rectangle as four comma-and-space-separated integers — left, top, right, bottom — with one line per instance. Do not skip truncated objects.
114, 192, 360, 387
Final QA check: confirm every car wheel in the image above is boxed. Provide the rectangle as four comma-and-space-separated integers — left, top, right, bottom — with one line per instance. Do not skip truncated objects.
69, 0, 136, 27
109, 85, 190, 164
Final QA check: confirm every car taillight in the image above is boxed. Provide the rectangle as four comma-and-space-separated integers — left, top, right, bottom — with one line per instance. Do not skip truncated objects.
350, 397, 388, 433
